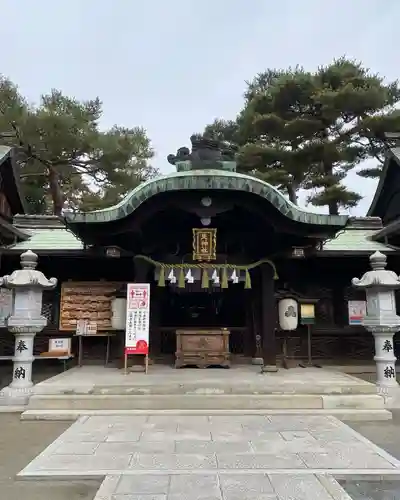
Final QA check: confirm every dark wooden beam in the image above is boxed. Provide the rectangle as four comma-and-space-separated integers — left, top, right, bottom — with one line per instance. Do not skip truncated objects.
260, 263, 278, 372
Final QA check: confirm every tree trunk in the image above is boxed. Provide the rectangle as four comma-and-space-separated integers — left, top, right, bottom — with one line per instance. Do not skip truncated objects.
322, 161, 339, 215
328, 201, 339, 215
48, 166, 64, 216
287, 183, 298, 204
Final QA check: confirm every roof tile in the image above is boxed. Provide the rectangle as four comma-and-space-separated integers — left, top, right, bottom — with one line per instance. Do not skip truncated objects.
322, 229, 393, 252
7, 228, 83, 251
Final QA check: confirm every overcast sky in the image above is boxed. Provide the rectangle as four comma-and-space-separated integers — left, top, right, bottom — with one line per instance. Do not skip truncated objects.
2, 0, 398, 216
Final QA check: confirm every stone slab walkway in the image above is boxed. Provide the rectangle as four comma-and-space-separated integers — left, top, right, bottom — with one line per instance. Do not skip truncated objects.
18, 414, 400, 499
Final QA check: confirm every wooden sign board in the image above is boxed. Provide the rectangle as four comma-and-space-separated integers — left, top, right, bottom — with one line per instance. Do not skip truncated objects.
192, 228, 217, 261
300, 303, 315, 325
59, 281, 121, 331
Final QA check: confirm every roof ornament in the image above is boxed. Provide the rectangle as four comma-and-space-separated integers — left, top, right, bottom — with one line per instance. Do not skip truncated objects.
167, 135, 237, 172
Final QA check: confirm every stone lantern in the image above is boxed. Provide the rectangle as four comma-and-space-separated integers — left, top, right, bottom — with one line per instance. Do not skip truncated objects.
0, 250, 57, 405
352, 251, 400, 395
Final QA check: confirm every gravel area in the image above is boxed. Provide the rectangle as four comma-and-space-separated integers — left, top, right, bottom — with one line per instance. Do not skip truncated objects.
340, 411, 400, 500
0, 413, 100, 500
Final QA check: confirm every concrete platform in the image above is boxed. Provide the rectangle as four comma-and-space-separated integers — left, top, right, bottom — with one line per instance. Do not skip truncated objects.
22, 365, 392, 421
30, 365, 380, 396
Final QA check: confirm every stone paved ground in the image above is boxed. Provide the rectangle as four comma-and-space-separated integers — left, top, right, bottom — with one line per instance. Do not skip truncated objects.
2, 411, 400, 499
17, 414, 400, 499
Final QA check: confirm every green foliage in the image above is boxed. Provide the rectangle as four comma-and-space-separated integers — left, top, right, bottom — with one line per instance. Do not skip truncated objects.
0, 76, 156, 215
200, 58, 400, 214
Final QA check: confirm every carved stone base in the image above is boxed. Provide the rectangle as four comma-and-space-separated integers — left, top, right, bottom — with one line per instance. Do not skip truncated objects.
251, 357, 264, 365
0, 384, 33, 406
377, 385, 400, 409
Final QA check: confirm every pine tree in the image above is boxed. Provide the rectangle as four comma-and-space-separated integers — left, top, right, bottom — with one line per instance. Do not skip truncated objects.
201, 58, 400, 214
0, 77, 156, 215
304, 58, 400, 213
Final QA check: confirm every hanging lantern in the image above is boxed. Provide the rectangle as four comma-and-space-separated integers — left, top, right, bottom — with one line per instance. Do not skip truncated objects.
185, 269, 194, 283
211, 269, 220, 285
230, 269, 239, 284
111, 298, 127, 330
168, 269, 176, 284
278, 298, 298, 331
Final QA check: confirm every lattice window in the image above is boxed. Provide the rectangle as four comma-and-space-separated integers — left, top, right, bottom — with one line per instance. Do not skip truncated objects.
315, 298, 333, 325
41, 290, 59, 325
343, 286, 364, 302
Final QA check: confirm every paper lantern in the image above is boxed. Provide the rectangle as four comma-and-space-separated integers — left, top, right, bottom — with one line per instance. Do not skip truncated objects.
111, 298, 127, 330
278, 298, 298, 331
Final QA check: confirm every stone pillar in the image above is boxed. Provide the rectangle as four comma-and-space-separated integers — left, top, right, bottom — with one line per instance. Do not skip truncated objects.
0, 250, 57, 405
352, 251, 400, 396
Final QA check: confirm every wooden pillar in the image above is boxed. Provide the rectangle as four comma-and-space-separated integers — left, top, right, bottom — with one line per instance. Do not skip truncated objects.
249, 271, 263, 365
333, 284, 346, 326
150, 284, 162, 360
261, 263, 278, 372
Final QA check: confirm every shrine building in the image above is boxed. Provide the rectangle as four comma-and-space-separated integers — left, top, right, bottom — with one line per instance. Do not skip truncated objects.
1, 137, 400, 369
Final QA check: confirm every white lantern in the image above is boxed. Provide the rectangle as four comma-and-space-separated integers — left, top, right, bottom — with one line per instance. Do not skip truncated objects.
111, 298, 127, 330
278, 298, 298, 331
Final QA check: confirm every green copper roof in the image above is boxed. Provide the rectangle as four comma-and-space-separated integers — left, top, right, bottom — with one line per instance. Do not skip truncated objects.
5, 225, 393, 254
65, 170, 348, 227
5, 216, 84, 252
322, 228, 394, 253
6, 227, 84, 252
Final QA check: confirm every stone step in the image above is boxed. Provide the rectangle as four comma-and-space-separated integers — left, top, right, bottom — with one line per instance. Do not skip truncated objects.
32, 382, 379, 396
26, 393, 386, 412
21, 408, 393, 421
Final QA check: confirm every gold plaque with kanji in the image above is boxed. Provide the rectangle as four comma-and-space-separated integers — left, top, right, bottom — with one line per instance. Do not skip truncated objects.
192, 228, 217, 261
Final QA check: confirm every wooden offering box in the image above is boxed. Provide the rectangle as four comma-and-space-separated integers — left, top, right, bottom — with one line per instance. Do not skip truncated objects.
175, 328, 230, 368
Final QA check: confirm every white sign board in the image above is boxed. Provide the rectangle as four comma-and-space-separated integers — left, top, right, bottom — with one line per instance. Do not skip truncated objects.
75, 319, 97, 336
86, 321, 98, 335
76, 319, 87, 336
125, 283, 150, 355
49, 338, 71, 354
348, 300, 366, 325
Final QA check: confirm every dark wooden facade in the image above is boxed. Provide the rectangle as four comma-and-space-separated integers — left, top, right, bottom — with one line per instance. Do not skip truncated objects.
0, 146, 28, 245
3, 140, 400, 368
0, 228, 392, 368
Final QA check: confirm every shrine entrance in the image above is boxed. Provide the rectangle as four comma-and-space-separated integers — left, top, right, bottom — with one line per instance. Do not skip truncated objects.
64, 135, 346, 369
156, 282, 250, 364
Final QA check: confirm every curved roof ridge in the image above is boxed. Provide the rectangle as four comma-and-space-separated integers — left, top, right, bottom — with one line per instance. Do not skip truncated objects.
65, 169, 348, 227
